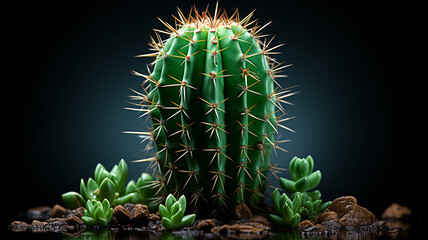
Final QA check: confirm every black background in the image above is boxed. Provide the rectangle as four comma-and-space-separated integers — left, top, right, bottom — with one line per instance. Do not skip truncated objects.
6, 0, 419, 228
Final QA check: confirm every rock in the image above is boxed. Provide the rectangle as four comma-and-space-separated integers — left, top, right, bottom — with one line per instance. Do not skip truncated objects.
233, 203, 252, 220
9, 221, 30, 232
196, 219, 216, 230
124, 203, 135, 213
27, 206, 52, 220
149, 213, 161, 221
65, 215, 83, 225
320, 220, 341, 231
339, 205, 377, 227
381, 203, 411, 219
113, 205, 130, 224
298, 220, 314, 231
249, 215, 269, 227
31, 220, 47, 227
317, 211, 339, 223
65, 207, 84, 219
129, 204, 150, 227
50, 204, 66, 218
329, 196, 357, 218
211, 223, 267, 234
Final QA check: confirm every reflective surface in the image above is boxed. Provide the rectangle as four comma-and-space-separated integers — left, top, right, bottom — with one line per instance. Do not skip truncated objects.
8, 219, 417, 240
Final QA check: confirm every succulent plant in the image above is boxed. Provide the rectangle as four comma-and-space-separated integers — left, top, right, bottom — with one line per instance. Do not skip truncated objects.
127, 3, 294, 212
62, 159, 157, 209
158, 194, 196, 230
82, 199, 113, 227
300, 191, 331, 220
279, 155, 331, 219
269, 189, 302, 227
279, 155, 321, 193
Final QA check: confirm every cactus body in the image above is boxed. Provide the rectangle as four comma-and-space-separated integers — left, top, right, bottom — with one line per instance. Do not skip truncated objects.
129, 6, 293, 212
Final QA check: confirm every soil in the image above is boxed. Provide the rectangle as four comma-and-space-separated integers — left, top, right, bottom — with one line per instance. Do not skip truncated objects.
8, 196, 413, 239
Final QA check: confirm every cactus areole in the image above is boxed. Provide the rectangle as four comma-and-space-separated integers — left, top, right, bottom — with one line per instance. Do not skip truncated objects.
128, 5, 294, 214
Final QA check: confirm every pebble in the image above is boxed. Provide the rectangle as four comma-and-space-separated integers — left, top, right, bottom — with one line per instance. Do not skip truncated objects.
339, 205, 377, 227
233, 203, 252, 220
328, 196, 357, 218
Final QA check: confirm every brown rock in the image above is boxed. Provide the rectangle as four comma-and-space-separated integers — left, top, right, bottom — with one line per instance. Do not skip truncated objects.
233, 203, 253, 220
10, 221, 30, 232
149, 213, 161, 221
298, 219, 314, 230
317, 211, 339, 223
196, 219, 216, 230
130, 204, 150, 227
211, 223, 267, 234
65, 215, 83, 225
249, 215, 269, 227
329, 196, 357, 218
381, 203, 411, 219
50, 204, 67, 218
339, 205, 377, 227
113, 205, 130, 224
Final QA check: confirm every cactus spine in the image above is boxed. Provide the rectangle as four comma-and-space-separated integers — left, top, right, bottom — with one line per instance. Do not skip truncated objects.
127, 5, 294, 213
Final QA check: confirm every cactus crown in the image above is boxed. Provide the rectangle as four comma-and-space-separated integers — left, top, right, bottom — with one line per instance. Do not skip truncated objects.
127, 3, 295, 214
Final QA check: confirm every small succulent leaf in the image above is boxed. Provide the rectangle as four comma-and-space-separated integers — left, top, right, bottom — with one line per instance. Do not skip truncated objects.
94, 163, 106, 184
82, 216, 96, 227
95, 207, 104, 222
165, 194, 177, 210
162, 217, 176, 230
299, 160, 310, 178
289, 157, 298, 181
171, 208, 184, 225
178, 195, 187, 213
282, 203, 294, 219
116, 159, 128, 193
292, 193, 302, 213
125, 181, 138, 195
271, 189, 281, 213
306, 155, 314, 174
158, 204, 170, 218
114, 193, 137, 205
269, 214, 287, 226
295, 177, 310, 192
171, 201, 180, 215
291, 213, 301, 227
80, 179, 91, 201
98, 178, 116, 202
307, 170, 322, 191
107, 208, 113, 222
307, 190, 321, 201
62, 192, 86, 209
278, 194, 288, 212
180, 214, 196, 227
87, 178, 99, 195
321, 201, 332, 211
86, 200, 94, 216
102, 199, 110, 213
279, 177, 297, 194
98, 217, 108, 227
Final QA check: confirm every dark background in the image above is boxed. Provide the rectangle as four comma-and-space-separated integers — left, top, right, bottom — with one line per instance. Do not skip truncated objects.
6, 0, 418, 227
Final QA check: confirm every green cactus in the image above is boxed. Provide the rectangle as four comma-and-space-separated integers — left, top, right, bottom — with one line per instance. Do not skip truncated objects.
127, 4, 294, 212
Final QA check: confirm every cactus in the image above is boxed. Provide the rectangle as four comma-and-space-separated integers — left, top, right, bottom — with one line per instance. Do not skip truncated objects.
127, 4, 294, 212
